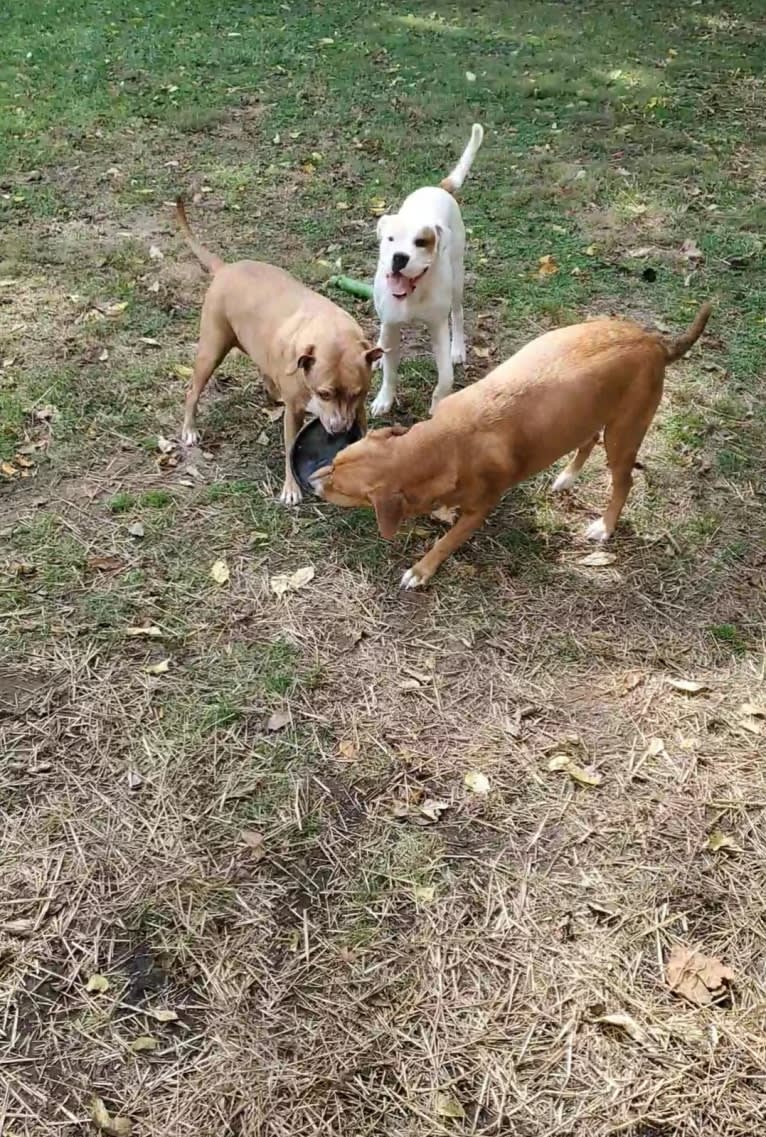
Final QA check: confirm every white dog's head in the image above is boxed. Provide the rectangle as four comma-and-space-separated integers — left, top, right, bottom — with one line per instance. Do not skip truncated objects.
377, 214, 444, 300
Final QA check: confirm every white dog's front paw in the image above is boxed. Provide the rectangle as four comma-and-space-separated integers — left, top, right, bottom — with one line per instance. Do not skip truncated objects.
401, 566, 425, 590
585, 517, 610, 542
181, 425, 199, 447
551, 469, 576, 493
451, 343, 466, 365
280, 479, 303, 506
371, 390, 394, 417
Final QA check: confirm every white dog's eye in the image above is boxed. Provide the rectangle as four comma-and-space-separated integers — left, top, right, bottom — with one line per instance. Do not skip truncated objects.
414, 238, 428, 248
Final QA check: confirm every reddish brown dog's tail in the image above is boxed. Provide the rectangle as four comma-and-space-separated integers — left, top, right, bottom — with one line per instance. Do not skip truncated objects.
662, 301, 712, 362
175, 198, 225, 275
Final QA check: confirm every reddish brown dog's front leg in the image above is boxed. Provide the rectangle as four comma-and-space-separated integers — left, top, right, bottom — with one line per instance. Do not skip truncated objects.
400, 507, 490, 589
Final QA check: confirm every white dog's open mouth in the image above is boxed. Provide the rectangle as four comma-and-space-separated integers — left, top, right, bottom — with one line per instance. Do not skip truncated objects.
387, 269, 427, 299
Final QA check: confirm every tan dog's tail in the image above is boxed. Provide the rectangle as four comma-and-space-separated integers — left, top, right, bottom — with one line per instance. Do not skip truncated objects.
440, 123, 484, 194
662, 301, 712, 362
175, 198, 225, 275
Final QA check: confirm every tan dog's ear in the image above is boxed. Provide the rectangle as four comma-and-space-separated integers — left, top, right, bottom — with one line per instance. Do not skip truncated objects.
364, 345, 385, 366
371, 490, 405, 539
288, 345, 316, 375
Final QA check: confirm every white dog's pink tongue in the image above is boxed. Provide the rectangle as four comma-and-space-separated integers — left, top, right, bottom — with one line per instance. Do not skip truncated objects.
388, 272, 414, 297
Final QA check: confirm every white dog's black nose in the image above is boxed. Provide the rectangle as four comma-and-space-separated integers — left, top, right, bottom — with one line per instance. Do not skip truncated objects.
392, 252, 410, 273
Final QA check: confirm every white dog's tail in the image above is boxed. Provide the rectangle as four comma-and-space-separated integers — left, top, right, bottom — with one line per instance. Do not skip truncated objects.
440, 123, 484, 194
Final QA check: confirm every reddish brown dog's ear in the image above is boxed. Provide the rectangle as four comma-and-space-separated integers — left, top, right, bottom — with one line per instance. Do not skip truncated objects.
289, 344, 315, 374
371, 491, 405, 539
364, 345, 385, 366
368, 424, 409, 440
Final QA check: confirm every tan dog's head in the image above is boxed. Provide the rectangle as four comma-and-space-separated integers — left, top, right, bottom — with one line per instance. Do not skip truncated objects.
376, 215, 443, 300
313, 425, 455, 538
295, 340, 382, 434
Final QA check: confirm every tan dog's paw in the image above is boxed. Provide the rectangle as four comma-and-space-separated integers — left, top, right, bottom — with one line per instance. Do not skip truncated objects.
280, 479, 303, 506
430, 505, 458, 525
181, 425, 200, 447
401, 565, 427, 590
585, 517, 610, 542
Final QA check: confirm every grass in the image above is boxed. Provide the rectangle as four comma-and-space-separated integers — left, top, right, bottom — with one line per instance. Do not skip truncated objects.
2, 2, 766, 1136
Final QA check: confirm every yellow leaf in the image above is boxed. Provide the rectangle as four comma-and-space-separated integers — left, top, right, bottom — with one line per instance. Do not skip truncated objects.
1, 461, 19, 478
129, 1035, 158, 1053
270, 565, 315, 597
145, 659, 170, 675
547, 754, 572, 772
210, 559, 230, 585
584, 244, 598, 256
338, 739, 358, 760
578, 550, 617, 567
86, 974, 110, 994
567, 763, 602, 788
472, 345, 492, 358
173, 364, 193, 379
151, 1008, 178, 1023
465, 70, 476, 83
91, 1099, 112, 1130
413, 884, 436, 902
435, 1092, 465, 1119
668, 678, 708, 694
464, 770, 491, 795
370, 196, 387, 215
105, 301, 129, 316
126, 625, 162, 638
336, 201, 349, 211
706, 830, 741, 853
537, 254, 559, 277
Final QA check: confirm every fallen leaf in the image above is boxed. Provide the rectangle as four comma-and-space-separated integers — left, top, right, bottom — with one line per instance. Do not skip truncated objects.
668, 678, 708, 694
472, 345, 492, 358
620, 670, 645, 694
145, 659, 170, 675
270, 565, 315, 597
336, 200, 349, 211
419, 798, 450, 823
680, 237, 704, 263
149, 244, 164, 261
567, 762, 602, 788
242, 829, 265, 852
584, 243, 598, 256
266, 708, 290, 732
370, 196, 387, 216
537, 254, 559, 277
91, 1099, 132, 1136
741, 701, 765, 718
140, 336, 161, 347
128, 521, 145, 538
173, 364, 193, 379
595, 1011, 647, 1045
547, 754, 572, 772
210, 559, 230, 585
105, 301, 129, 316
129, 1035, 158, 1053
413, 884, 436, 902
87, 555, 124, 573
465, 70, 476, 83
435, 1092, 465, 1119
14, 454, 35, 469
126, 625, 162, 638
338, 739, 358, 760
86, 974, 110, 994
706, 830, 741, 853
150, 1008, 178, 1023
157, 435, 176, 455
578, 550, 617, 567
1, 461, 19, 478
99, 348, 109, 362
666, 944, 734, 1006
626, 246, 653, 258
3, 918, 36, 936
645, 737, 665, 757
126, 769, 143, 790
464, 770, 491, 795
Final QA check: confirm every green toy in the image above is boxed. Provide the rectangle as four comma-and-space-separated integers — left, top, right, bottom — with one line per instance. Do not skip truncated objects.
327, 275, 374, 301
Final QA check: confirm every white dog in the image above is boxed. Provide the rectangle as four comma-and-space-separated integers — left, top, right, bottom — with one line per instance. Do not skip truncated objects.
371, 123, 484, 417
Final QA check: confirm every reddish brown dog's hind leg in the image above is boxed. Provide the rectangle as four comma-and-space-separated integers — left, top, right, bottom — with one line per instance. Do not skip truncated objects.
586, 393, 661, 541
551, 432, 600, 492
181, 310, 235, 445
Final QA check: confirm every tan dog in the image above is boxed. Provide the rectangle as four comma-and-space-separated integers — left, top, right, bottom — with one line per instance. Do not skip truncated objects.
176, 200, 382, 503
314, 303, 712, 587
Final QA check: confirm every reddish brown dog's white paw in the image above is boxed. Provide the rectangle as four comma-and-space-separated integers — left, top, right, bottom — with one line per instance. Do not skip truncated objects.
585, 517, 610, 542
430, 505, 458, 525
400, 566, 426, 590
551, 468, 576, 492
280, 479, 303, 506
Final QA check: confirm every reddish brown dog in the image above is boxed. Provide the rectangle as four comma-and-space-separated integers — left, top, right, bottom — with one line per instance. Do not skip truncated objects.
176, 200, 382, 503
314, 303, 712, 588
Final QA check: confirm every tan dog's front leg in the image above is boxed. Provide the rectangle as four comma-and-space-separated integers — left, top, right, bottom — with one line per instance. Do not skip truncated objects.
280, 402, 304, 505
401, 508, 490, 589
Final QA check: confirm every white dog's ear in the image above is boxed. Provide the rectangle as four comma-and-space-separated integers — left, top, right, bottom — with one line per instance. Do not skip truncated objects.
376, 214, 391, 240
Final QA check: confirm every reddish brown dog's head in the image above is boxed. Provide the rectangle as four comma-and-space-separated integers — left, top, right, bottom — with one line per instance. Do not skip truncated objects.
312, 425, 415, 537
295, 339, 382, 435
